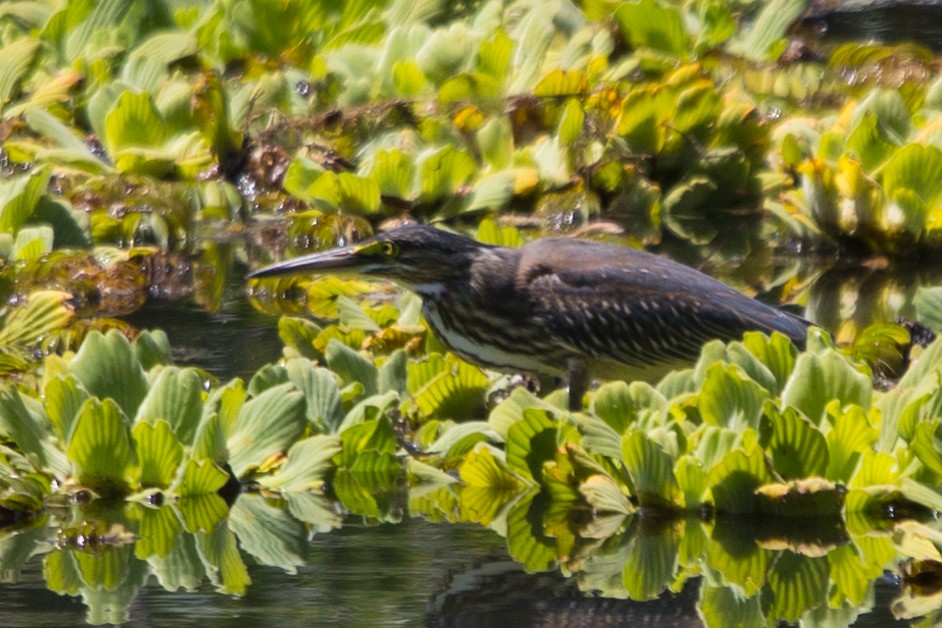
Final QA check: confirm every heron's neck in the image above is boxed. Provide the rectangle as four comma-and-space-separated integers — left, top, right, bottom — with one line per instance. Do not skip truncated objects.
403, 247, 496, 301
412, 282, 447, 299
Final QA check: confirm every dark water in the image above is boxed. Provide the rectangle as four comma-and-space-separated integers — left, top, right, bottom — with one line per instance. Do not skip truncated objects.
0, 515, 916, 627
0, 519, 504, 627
808, 1, 942, 51
123, 291, 282, 383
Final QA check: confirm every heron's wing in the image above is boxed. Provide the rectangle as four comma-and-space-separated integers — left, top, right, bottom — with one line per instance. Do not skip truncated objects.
521, 239, 809, 368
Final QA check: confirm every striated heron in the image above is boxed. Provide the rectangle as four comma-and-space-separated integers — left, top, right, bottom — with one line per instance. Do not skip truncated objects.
249, 224, 811, 409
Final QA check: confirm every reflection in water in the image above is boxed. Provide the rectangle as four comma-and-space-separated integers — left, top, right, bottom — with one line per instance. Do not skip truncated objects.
0, 503, 507, 627
805, 262, 942, 342
428, 563, 703, 627
805, 3, 942, 52
0, 486, 937, 626
124, 282, 282, 382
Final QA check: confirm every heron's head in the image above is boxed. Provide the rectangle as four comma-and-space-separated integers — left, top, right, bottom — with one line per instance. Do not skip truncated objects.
248, 224, 487, 291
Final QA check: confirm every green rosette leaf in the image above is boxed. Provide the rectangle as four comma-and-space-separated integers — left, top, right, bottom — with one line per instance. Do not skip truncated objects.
759, 404, 828, 480
0, 167, 50, 234
591, 380, 667, 434
915, 286, 942, 334
909, 420, 942, 479
459, 444, 522, 491
0, 290, 73, 362
68, 330, 149, 419
621, 429, 679, 510
133, 419, 184, 490
825, 403, 878, 483
134, 366, 204, 445
325, 339, 378, 396
409, 355, 488, 420
43, 375, 89, 445
707, 444, 773, 514
173, 459, 229, 497
505, 409, 558, 485
614, 0, 687, 57
781, 349, 872, 426
67, 398, 137, 496
675, 455, 707, 510
579, 474, 634, 515
284, 359, 344, 433
0, 386, 69, 478
699, 363, 769, 430
226, 383, 306, 478
257, 435, 341, 492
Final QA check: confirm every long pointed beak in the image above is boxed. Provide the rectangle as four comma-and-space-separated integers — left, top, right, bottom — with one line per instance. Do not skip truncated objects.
247, 247, 362, 279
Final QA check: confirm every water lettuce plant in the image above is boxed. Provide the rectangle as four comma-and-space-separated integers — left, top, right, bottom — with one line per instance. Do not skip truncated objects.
0, 328, 355, 514
0, 0, 938, 264
774, 81, 942, 252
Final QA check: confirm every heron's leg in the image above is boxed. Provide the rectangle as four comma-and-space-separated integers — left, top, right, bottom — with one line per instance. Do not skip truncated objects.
567, 358, 588, 411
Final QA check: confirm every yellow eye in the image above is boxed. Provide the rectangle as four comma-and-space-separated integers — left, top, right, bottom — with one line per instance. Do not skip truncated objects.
380, 241, 398, 257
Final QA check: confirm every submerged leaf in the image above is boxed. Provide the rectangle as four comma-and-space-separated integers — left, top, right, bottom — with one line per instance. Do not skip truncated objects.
764, 553, 830, 622
228, 494, 308, 574
621, 523, 680, 601
196, 523, 251, 595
